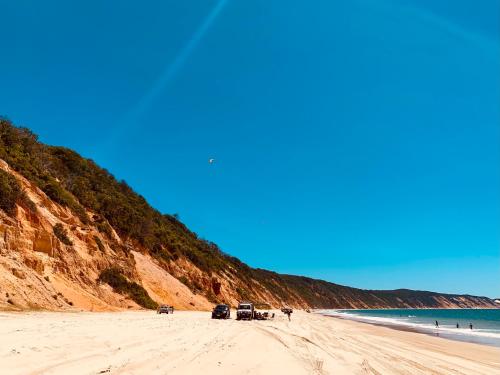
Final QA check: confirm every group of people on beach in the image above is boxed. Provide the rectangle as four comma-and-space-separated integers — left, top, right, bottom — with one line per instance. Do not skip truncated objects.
435, 321, 473, 330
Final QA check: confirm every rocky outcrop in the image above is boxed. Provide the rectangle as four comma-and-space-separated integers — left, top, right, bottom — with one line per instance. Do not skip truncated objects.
11, 268, 26, 279
33, 230, 54, 256
23, 256, 44, 275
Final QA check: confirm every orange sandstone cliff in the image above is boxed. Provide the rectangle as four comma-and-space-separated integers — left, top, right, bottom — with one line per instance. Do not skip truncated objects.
0, 121, 497, 311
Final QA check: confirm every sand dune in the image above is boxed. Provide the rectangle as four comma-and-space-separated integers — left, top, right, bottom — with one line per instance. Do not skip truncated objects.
1, 310, 499, 374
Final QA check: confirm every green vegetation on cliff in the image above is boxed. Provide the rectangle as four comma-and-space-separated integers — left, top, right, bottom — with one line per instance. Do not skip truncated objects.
0, 119, 228, 273
53, 223, 73, 246
0, 169, 22, 216
0, 119, 496, 309
99, 268, 158, 309
0, 168, 36, 216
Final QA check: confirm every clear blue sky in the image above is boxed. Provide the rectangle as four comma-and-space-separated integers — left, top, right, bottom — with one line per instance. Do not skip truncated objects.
1, 0, 499, 297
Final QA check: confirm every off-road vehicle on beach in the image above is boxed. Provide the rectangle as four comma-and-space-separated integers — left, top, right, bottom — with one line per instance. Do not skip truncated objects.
212, 304, 231, 319
157, 305, 174, 314
236, 302, 254, 320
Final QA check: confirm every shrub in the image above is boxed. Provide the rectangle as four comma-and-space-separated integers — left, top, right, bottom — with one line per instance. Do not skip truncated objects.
98, 268, 158, 309
96, 221, 112, 237
0, 169, 22, 215
72, 204, 90, 225
42, 178, 73, 207
53, 223, 73, 246
42, 178, 89, 224
178, 276, 192, 289
20, 195, 37, 214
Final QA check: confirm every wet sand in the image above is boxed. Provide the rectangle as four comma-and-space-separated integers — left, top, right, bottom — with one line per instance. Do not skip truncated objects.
325, 312, 500, 347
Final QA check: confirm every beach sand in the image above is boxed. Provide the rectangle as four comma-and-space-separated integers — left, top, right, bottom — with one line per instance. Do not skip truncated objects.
1, 310, 499, 374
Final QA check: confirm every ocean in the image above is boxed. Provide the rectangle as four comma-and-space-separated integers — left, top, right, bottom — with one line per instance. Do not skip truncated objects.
318, 309, 500, 347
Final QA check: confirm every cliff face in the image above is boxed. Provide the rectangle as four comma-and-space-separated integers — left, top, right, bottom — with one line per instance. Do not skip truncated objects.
0, 120, 497, 311
0, 160, 227, 311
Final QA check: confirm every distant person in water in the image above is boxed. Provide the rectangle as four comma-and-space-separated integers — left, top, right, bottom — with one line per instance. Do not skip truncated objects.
456, 323, 459, 329
469, 323, 473, 330
435, 320, 439, 328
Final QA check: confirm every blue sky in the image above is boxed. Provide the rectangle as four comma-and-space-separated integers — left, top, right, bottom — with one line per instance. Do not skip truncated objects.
1, 0, 499, 297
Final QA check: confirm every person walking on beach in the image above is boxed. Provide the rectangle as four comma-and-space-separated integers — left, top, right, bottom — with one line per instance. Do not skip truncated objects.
282, 308, 292, 321
469, 323, 473, 330
435, 320, 439, 328
456, 323, 459, 328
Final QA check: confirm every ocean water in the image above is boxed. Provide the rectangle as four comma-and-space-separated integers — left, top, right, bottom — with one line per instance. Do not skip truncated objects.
318, 309, 500, 347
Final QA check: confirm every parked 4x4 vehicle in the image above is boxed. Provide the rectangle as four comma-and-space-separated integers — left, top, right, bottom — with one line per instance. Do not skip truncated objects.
211, 304, 230, 319
236, 302, 254, 320
157, 305, 174, 314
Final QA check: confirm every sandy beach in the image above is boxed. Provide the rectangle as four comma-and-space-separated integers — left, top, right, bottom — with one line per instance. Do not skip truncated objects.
1, 310, 499, 375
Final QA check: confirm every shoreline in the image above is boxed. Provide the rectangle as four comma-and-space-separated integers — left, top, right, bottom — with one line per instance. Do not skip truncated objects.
317, 309, 500, 348
326, 306, 500, 310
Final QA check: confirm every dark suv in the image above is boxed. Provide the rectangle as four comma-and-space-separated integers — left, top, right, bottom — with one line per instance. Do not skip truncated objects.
211, 304, 231, 319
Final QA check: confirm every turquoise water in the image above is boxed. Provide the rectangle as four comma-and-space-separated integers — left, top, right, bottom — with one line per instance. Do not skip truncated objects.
319, 309, 500, 347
